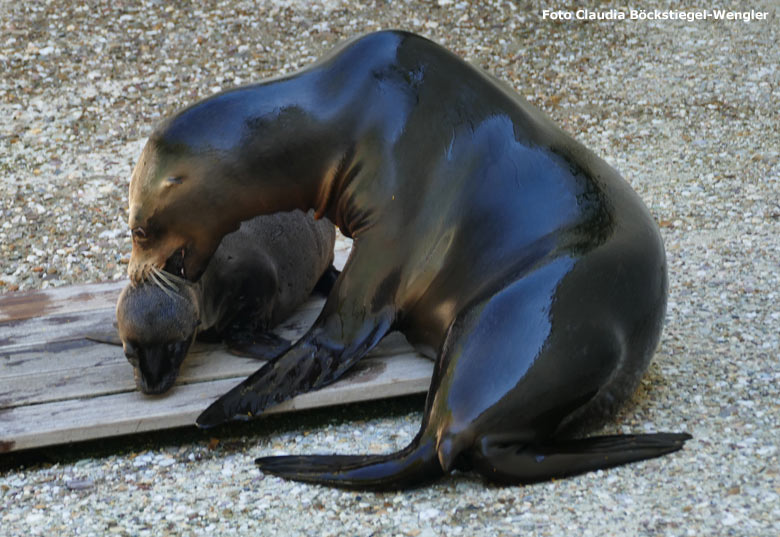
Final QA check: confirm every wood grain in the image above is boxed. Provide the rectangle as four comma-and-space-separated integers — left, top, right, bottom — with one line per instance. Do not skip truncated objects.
0, 279, 432, 453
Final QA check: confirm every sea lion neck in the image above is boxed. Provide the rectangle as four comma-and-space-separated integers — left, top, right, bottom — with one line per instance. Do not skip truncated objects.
155, 80, 359, 221
154, 31, 415, 235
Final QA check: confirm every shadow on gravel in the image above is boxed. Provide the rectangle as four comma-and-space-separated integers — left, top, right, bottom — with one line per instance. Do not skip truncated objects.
0, 393, 426, 473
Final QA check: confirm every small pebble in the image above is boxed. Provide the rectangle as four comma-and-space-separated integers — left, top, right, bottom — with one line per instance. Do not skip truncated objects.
65, 478, 95, 491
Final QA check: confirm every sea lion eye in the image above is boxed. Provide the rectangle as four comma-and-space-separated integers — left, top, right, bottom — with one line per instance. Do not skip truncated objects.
132, 227, 147, 241
167, 176, 184, 185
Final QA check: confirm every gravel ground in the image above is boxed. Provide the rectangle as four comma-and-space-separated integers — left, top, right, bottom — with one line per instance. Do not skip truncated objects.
2, 0, 778, 535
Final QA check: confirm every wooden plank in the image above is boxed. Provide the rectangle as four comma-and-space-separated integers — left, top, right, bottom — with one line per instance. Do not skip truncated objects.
0, 308, 116, 352
0, 243, 436, 453
0, 239, 434, 454
0, 297, 324, 362
1, 292, 410, 407
0, 332, 417, 410
0, 353, 433, 453
0, 281, 124, 323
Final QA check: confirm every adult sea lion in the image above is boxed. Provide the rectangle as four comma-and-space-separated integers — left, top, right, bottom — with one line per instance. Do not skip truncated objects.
127, 30, 690, 489
117, 211, 336, 394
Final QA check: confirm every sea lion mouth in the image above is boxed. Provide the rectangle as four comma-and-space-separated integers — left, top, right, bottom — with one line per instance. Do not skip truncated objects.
133, 336, 195, 395
164, 246, 188, 279
135, 367, 180, 395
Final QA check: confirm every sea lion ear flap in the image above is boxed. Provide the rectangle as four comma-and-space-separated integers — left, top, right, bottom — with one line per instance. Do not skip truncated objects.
84, 327, 123, 346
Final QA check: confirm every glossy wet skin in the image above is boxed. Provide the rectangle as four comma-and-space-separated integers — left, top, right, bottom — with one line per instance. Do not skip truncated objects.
128, 144, 243, 284
127, 31, 686, 488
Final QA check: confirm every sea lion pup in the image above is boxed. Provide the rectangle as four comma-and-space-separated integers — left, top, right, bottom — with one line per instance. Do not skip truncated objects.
117, 210, 336, 394
126, 31, 690, 488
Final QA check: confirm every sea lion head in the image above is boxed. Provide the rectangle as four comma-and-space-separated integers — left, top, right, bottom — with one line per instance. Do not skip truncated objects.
127, 90, 325, 285
127, 130, 243, 285
116, 277, 201, 394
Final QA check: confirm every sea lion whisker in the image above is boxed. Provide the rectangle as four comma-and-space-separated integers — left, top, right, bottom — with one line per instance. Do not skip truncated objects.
158, 266, 191, 288
159, 266, 195, 291
152, 266, 179, 293
148, 269, 175, 298
147, 269, 165, 292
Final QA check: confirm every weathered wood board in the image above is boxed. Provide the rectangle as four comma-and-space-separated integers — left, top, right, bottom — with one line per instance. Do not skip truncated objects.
0, 276, 433, 453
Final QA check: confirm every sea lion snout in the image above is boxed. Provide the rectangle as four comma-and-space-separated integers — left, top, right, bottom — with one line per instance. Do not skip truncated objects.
128, 230, 191, 284
127, 339, 192, 394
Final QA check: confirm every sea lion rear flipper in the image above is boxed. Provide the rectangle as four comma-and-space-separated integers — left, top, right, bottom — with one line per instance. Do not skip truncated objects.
254, 435, 443, 490
471, 432, 692, 485
226, 332, 292, 360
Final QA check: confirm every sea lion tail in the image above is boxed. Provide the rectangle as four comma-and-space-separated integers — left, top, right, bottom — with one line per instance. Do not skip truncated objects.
254, 435, 443, 490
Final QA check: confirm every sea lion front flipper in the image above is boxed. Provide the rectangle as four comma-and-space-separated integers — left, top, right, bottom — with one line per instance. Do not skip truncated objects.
196, 240, 398, 428
196, 307, 393, 428
471, 433, 692, 485
225, 332, 292, 360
